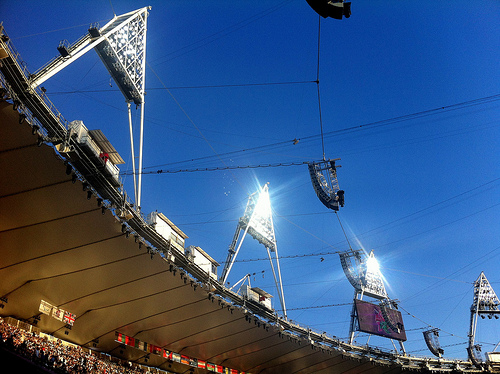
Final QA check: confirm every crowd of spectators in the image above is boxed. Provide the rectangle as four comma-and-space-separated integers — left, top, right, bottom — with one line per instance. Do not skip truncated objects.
0, 318, 160, 374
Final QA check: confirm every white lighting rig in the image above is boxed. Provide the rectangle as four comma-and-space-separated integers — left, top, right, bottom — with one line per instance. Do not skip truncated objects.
468, 271, 500, 367
28, 6, 151, 209
340, 249, 406, 354
220, 183, 287, 319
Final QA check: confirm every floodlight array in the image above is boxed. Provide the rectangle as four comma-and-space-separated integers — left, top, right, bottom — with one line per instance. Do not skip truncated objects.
106, 19, 146, 95
239, 185, 276, 251
362, 251, 387, 299
89, 7, 150, 207
471, 272, 500, 318
468, 271, 500, 366
91, 8, 149, 105
220, 183, 286, 317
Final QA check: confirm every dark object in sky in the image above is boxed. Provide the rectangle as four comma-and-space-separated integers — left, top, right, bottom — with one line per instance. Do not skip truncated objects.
306, 0, 351, 20
423, 329, 444, 358
308, 159, 343, 211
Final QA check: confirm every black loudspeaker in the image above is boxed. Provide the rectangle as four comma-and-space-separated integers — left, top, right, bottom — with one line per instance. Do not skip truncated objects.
423, 329, 444, 357
306, 0, 351, 20
337, 190, 345, 207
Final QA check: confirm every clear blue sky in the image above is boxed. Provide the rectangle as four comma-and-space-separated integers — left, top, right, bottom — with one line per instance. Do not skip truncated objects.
2, 0, 499, 360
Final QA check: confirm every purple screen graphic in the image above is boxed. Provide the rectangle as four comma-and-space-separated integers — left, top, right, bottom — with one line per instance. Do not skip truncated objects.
355, 299, 407, 341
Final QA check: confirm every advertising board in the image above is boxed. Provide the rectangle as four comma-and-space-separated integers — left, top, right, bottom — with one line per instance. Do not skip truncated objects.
355, 299, 407, 341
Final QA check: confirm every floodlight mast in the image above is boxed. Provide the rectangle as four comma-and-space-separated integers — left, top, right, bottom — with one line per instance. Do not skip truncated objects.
221, 183, 287, 319
340, 249, 405, 354
28, 6, 151, 209
468, 272, 500, 365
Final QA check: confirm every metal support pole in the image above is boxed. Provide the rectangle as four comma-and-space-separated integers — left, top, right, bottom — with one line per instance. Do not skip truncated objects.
221, 224, 251, 285
399, 340, 406, 355
267, 246, 287, 319
127, 102, 138, 204
349, 290, 360, 344
469, 302, 480, 348
137, 101, 145, 208
137, 8, 148, 210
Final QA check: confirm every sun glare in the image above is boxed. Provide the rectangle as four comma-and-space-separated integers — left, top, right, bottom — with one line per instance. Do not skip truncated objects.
253, 186, 271, 219
366, 253, 380, 275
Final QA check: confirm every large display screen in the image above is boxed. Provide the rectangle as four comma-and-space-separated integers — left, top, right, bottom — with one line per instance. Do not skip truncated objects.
355, 299, 407, 341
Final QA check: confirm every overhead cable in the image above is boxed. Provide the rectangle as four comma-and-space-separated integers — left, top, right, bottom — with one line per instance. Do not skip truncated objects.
121, 160, 317, 176
137, 93, 500, 174
47, 80, 316, 95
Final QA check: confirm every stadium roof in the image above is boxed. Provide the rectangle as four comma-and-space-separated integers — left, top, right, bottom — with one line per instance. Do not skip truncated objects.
0, 100, 410, 373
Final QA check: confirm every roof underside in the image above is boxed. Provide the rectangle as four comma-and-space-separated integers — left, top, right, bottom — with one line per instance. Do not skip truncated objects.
0, 101, 405, 373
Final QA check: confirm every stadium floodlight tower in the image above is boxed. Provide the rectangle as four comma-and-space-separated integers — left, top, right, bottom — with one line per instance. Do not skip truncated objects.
28, 7, 151, 209
340, 249, 406, 353
220, 183, 287, 319
467, 272, 500, 367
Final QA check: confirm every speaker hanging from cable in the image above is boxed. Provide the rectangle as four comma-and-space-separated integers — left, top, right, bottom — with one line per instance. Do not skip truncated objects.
306, 0, 352, 20
308, 159, 344, 211
423, 328, 444, 358
307, 15, 344, 211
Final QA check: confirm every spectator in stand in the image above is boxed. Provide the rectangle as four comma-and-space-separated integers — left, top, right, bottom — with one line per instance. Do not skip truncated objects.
0, 318, 149, 374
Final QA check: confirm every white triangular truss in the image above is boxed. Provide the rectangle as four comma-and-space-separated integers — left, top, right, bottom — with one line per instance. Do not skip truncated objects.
92, 7, 149, 105
29, 7, 151, 208
468, 271, 500, 356
242, 183, 277, 252
340, 249, 405, 353
472, 272, 500, 314
221, 183, 287, 318
29, 7, 150, 99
